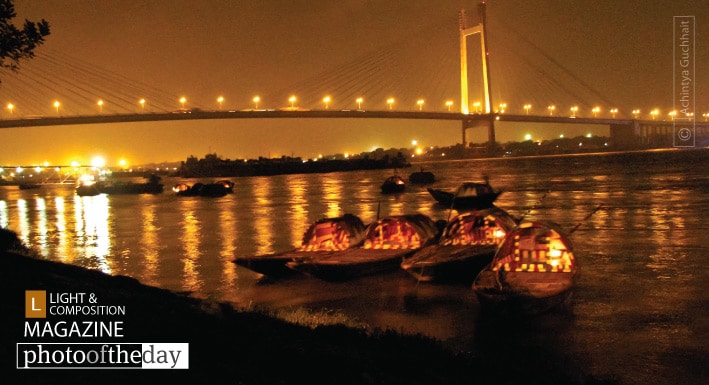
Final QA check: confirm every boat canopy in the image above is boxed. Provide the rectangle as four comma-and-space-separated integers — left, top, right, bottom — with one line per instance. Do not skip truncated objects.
491, 221, 575, 273
298, 214, 366, 252
440, 208, 517, 246
455, 182, 495, 197
363, 214, 437, 250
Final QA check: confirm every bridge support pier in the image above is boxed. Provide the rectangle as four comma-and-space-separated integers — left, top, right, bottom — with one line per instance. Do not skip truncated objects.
462, 114, 496, 150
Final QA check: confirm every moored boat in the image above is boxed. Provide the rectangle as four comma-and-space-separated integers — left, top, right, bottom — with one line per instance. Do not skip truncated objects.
233, 214, 367, 278
380, 174, 406, 194
173, 180, 234, 197
97, 174, 164, 195
287, 213, 439, 281
472, 220, 578, 316
408, 167, 435, 184
75, 182, 101, 196
427, 178, 502, 210
401, 207, 517, 284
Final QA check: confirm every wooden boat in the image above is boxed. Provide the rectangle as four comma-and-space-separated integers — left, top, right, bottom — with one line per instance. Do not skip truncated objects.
233, 214, 367, 278
173, 180, 234, 197
401, 207, 518, 284
427, 179, 502, 210
18, 183, 41, 190
75, 181, 102, 196
287, 213, 439, 281
408, 167, 435, 184
380, 174, 406, 194
98, 181, 164, 194
97, 175, 164, 195
472, 221, 578, 316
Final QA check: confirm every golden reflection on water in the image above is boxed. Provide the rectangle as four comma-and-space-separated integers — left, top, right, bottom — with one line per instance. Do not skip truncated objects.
178, 198, 203, 293
0, 200, 7, 228
319, 173, 344, 219
285, 174, 309, 247
34, 198, 49, 257
54, 197, 68, 262
354, 175, 377, 222
73, 195, 112, 274
217, 196, 238, 292
139, 199, 160, 286
16, 199, 30, 246
251, 176, 276, 256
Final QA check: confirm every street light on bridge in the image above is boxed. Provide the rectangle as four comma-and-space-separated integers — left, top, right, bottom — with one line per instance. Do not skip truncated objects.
139, 99, 146, 112
97, 99, 104, 113
570, 106, 578, 117
473, 101, 481, 113
547, 105, 555, 116
217, 96, 224, 110
417, 99, 424, 111
632, 109, 640, 119
523, 104, 531, 115
592, 106, 600, 117
387, 97, 394, 110
323, 96, 331, 109
498, 103, 506, 113
610, 108, 618, 118
356, 97, 363, 110
668, 110, 677, 120
179, 97, 186, 109
703, 112, 708, 122
445, 100, 453, 112
289, 95, 297, 110
253, 96, 260, 109
7, 103, 14, 115
650, 109, 659, 120
53, 101, 60, 114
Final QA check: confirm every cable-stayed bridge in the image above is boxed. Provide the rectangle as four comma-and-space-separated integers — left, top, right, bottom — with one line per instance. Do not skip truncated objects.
0, 2, 705, 150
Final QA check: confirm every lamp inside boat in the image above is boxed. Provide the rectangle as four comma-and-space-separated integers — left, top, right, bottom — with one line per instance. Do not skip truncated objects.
300, 222, 348, 251
78, 174, 95, 186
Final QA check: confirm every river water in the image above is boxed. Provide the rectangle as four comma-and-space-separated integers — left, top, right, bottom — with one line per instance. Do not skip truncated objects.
1, 149, 707, 385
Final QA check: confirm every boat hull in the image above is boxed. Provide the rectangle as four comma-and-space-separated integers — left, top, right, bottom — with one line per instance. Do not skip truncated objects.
427, 188, 500, 210
401, 244, 497, 284
287, 248, 416, 281
100, 183, 164, 195
233, 250, 307, 277
473, 270, 576, 316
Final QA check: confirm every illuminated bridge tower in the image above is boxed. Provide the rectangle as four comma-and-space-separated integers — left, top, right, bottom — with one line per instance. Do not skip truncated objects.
459, 2, 496, 151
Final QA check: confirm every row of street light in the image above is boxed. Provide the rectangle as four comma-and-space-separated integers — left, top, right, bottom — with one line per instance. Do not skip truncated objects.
3, 97, 707, 121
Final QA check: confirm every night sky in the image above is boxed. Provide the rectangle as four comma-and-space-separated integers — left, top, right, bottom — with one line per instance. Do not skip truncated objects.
0, 0, 706, 166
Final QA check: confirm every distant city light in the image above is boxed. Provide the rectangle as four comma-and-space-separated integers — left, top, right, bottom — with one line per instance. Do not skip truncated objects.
91, 156, 106, 168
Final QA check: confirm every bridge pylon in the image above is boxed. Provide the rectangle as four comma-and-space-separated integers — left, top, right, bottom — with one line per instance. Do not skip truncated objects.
459, 2, 495, 149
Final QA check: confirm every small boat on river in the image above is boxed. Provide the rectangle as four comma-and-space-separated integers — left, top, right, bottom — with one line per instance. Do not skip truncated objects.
380, 174, 406, 194
98, 174, 164, 195
75, 182, 101, 196
427, 178, 502, 210
287, 213, 439, 281
173, 179, 234, 197
401, 207, 517, 284
472, 220, 578, 316
233, 214, 367, 278
408, 167, 435, 184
